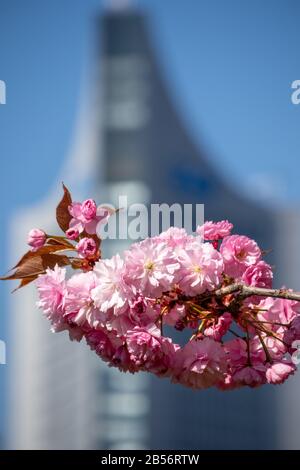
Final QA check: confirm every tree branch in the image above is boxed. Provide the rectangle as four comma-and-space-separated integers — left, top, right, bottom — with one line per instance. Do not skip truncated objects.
214, 283, 300, 302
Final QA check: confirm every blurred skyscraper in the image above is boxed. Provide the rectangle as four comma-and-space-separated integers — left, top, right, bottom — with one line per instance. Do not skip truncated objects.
7, 4, 300, 450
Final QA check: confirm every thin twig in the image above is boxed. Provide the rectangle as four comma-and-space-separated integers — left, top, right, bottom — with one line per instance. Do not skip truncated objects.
214, 283, 300, 302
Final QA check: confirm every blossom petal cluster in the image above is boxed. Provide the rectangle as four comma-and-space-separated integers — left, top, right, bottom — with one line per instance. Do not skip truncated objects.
33, 214, 300, 390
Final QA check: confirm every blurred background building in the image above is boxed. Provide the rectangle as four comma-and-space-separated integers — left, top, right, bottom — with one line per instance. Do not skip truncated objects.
1, 0, 300, 449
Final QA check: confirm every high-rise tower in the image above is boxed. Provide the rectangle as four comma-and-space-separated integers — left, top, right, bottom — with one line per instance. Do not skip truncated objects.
100, 9, 277, 450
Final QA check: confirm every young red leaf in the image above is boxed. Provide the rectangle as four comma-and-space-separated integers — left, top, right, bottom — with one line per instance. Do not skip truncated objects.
1, 256, 46, 281
46, 236, 74, 248
56, 183, 72, 232
1, 253, 70, 282
41, 253, 70, 269
10, 244, 74, 271
12, 276, 38, 292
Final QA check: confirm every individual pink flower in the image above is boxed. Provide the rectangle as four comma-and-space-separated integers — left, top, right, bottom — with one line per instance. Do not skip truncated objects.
204, 312, 232, 342
224, 337, 270, 387
284, 316, 300, 346
128, 295, 159, 326
126, 325, 162, 369
258, 297, 300, 331
266, 360, 295, 384
232, 364, 266, 387
27, 228, 46, 251
85, 328, 121, 363
76, 237, 97, 259
81, 199, 97, 221
263, 336, 287, 359
65, 227, 79, 240
174, 338, 227, 389
92, 254, 127, 314
177, 241, 223, 296
105, 309, 136, 337
129, 295, 148, 316
197, 220, 233, 241
242, 260, 273, 289
65, 271, 102, 328
224, 338, 265, 367
124, 238, 179, 297
220, 234, 261, 277
68, 200, 111, 235
126, 325, 178, 377
111, 345, 139, 373
36, 266, 66, 331
36, 267, 86, 341
157, 227, 192, 249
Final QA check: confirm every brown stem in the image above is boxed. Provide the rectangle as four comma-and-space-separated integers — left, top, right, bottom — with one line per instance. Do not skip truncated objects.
214, 283, 300, 302
256, 329, 273, 364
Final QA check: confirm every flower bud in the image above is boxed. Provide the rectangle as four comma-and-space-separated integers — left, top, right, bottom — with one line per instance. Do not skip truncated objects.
76, 237, 97, 259
81, 199, 97, 221
27, 228, 46, 251
66, 227, 79, 240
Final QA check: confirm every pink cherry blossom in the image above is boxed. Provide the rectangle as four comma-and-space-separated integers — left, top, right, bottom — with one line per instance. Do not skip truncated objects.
111, 345, 139, 373
85, 328, 121, 363
174, 338, 227, 389
65, 271, 102, 328
124, 238, 179, 297
197, 220, 233, 241
81, 199, 97, 221
284, 316, 300, 346
204, 312, 232, 342
220, 234, 261, 277
233, 364, 266, 387
105, 309, 136, 337
258, 297, 300, 329
76, 237, 97, 259
65, 227, 79, 240
177, 241, 224, 296
263, 336, 287, 359
92, 254, 127, 314
242, 260, 273, 289
157, 227, 192, 249
126, 325, 178, 377
27, 228, 46, 251
36, 266, 86, 341
128, 295, 159, 326
68, 200, 111, 235
266, 360, 295, 384
36, 265, 66, 330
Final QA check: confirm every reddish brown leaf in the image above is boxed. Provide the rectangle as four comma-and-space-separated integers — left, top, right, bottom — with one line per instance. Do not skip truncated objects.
46, 236, 74, 248
56, 183, 72, 232
12, 276, 38, 292
41, 253, 70, 270
1, 253, 70, 281
11, 244, 74, 270
1, 257, 45, 280
46, 238, 66, 246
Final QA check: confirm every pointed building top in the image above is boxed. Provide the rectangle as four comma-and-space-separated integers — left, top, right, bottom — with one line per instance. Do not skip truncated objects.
105, 0, 134, 12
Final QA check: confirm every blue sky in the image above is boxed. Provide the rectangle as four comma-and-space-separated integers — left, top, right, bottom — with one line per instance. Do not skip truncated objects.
0, 0, 300, 443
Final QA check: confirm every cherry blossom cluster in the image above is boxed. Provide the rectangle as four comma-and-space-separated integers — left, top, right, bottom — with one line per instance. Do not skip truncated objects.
24, 195, 300, 390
